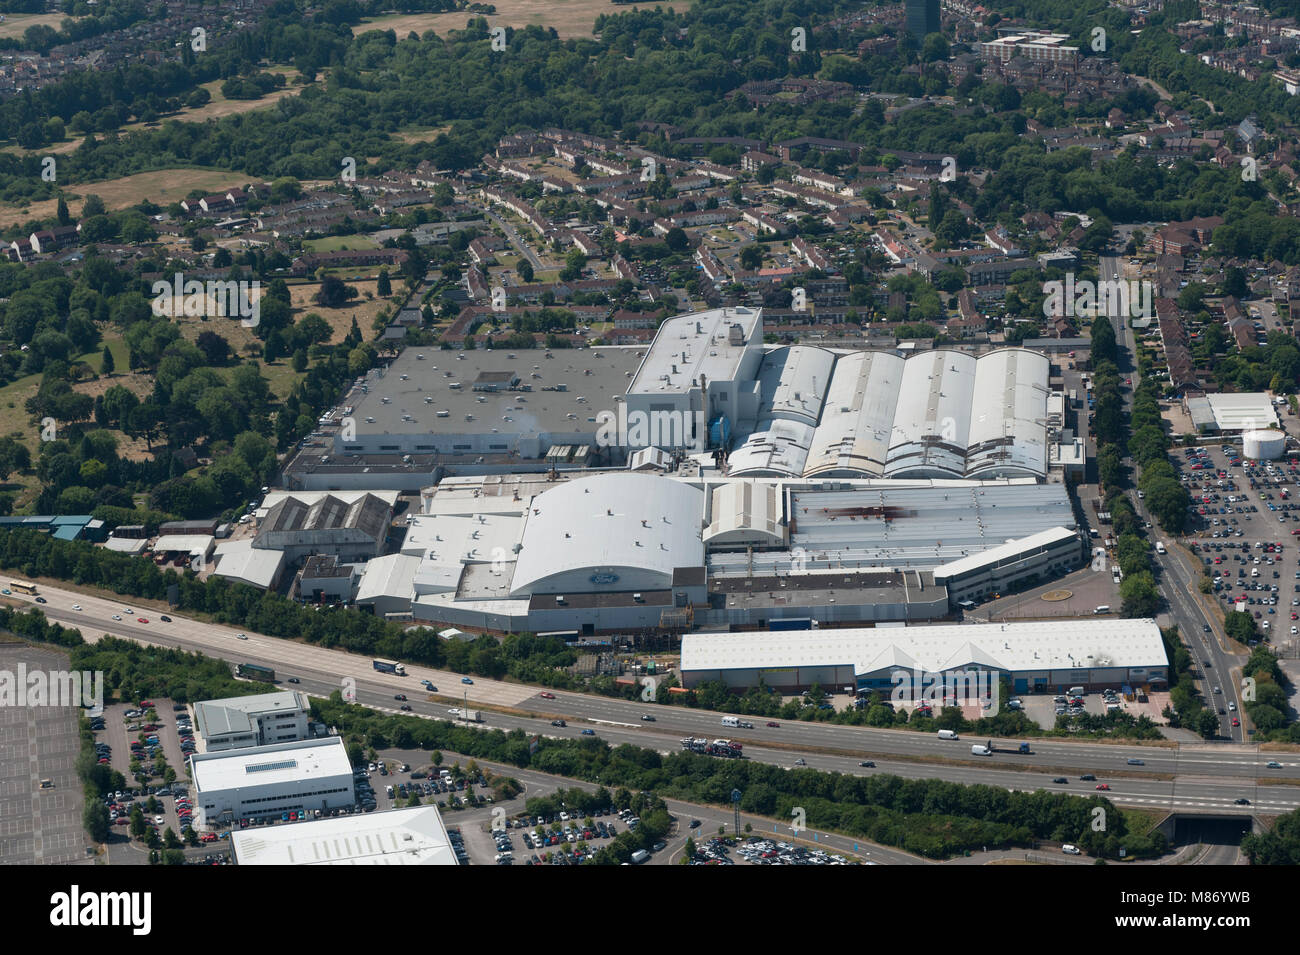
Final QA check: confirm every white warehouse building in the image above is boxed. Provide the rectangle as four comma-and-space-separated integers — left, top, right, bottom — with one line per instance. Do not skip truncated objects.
731, 347, 1050, 480
321, 306, 1055, 480
230, 805, 459, 866
192, 690, 313, 753
190, 737, 355, 829
680, 618, 1169, 695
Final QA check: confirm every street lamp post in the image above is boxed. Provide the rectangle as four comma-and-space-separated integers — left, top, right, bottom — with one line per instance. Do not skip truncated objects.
731, 788, 741, 836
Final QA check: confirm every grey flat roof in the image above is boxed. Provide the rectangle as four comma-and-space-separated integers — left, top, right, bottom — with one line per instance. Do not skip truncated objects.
194, 691, 307, 739
715, 570, 942, 610
628, 306, 760, 395
709, 482, 1073, 575
529, 589, 673, 610
348, 347, 647, 438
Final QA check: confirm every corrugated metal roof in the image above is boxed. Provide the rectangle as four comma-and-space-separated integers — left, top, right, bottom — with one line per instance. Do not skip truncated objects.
727, 419, 816, 478
681, 618, 1168, 676
753, 345, 836, 426
704, 481, 784, 544
708, 482, 1072, 575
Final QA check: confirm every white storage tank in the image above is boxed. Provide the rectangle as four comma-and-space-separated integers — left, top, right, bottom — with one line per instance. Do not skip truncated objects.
1243, 429, 1286, 461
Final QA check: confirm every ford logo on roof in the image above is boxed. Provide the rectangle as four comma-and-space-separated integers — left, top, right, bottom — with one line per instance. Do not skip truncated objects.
589, 573, 619, 585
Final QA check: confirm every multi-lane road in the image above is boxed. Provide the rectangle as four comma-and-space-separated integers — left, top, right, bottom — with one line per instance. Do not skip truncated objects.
16, 579, 1298, 815
1101, 254, 1246, 740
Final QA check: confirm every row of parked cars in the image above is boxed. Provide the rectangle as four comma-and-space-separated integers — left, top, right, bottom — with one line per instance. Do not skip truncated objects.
736, 838, 853, 866
353, 769, 378, 811
524, 816, 620, 851
449, 828, 469, 864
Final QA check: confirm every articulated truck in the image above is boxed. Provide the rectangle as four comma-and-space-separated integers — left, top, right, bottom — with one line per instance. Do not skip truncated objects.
973, 739, 1033, 756
373, 658, 406, 675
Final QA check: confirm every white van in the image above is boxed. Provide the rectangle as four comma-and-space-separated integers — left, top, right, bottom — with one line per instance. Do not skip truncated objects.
1155, 542, 1166, 554
971, 743, 992, 756
721, 715, 740, 727
1062, 844, 1082, 855
937, 729, 959, 740
1068, 686, 1085, 697
1094, 605, 1110, 614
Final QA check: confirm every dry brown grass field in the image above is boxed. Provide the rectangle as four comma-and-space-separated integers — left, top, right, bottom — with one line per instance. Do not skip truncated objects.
0, 12, 70, 40
0, 168, 253, 228
357, 0, 659, 39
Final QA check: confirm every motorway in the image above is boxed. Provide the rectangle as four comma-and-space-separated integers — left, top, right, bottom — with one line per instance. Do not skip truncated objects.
16, 580, 1300, 816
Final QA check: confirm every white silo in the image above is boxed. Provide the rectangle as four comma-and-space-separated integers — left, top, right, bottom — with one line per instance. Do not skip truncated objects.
1243, 429, 1286, 461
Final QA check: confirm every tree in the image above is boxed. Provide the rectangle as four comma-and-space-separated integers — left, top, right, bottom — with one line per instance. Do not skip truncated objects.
0, 437, 32, 481
56, 197, 71, 226
1195, 708, 1220, 739
377, 268, 391, 297
100, 345, 114, 376
740, 244, 764, 270
518, 259, 534, 283
1091, 316, 1117, 365
316, 275, 357, 308
1120, 572, 1159, 617
195, 331, 230, 365
83, 801, 109, 842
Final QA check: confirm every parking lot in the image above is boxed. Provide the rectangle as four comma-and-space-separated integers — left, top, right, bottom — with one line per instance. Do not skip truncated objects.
0, 644, 93, 864
1177, 440, 1300, 718
487, 804, 640, 865
1179, 442, 1300, 654
92, 698, 201, 842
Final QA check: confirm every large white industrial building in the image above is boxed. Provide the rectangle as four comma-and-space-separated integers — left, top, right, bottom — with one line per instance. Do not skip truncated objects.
190, 737, 355, 829
325, 307, 1055, 481
285, 304, 1081, 635
230, 805, 458, 865
345, 469, 1082, 636
680, 618, 1169, 695
733, 346, 1050, 480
